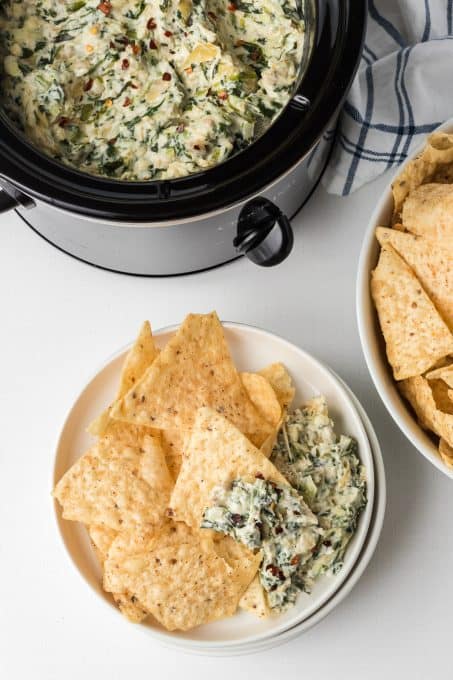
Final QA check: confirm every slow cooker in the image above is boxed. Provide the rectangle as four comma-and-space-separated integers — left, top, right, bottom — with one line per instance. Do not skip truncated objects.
0, 0, 366, 276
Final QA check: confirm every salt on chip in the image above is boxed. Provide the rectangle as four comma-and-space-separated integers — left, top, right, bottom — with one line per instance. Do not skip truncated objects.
110, 312, 272, 447
439, 439, 453, 468
376, 227, 453, 332
103, 521, 245, 631
258, 363, 295, 411
371, 245, 453, 380
53, 431, 173, 531
169, 407, 313, 530
89, 525, 149, 623
399, 376, 453, 448
239, 575, 270, 619
88, 321, 159, 437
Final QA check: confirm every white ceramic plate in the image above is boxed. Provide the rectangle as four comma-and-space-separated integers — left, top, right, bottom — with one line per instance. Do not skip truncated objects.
171, 373, 386, 655
53, 322, 375, 650
356, 117, 453, 480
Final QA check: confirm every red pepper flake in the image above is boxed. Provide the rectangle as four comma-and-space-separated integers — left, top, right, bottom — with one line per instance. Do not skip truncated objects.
83, 78, 93, 92
97, 1, 111, 16
58, 116, 70, 128
108, 137, 116, 145
227, 3, 237, 10
149, 39, 157, 49
207, 11, 217, 19
255, 472, 264, 479
218, 91, 228, 100
162, 72, 171, 81
121, 58, 129, 70
123, 97, 132, 106
132, 43, 141, 55
164, 29, 173, 37
147, 18, 157, 29
109, 41, 115, 49
130, 82, 139, 89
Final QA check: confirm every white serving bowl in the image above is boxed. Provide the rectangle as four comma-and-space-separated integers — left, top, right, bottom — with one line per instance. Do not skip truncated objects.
357, 117, 453, 480
53, 321, 376, 652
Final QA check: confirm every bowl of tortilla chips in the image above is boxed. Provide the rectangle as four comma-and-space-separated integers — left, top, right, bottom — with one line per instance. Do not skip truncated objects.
357, 118, 453, 478
53, 313, 377, 652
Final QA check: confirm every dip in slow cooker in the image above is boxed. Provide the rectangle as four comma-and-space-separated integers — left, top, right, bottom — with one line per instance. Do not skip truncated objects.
0, 0, 305, 180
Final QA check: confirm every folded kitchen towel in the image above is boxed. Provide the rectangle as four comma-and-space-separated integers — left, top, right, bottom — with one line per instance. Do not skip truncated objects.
322, 0, 453, 195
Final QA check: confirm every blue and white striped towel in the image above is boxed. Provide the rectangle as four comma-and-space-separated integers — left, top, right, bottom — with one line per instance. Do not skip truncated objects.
322, 0, 453, 195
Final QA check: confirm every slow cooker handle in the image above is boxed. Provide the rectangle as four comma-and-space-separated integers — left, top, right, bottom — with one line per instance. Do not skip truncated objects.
233, 197, 294, 267
0, 188, 19, 213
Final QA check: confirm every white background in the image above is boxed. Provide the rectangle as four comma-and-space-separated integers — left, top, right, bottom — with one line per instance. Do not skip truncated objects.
1, 173, 452, 679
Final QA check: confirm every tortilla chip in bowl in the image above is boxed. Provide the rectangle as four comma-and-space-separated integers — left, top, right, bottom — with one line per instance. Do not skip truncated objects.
357, 117, 453, 479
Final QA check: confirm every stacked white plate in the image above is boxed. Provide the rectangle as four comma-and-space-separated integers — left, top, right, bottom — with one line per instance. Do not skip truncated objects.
53, 323, 386, 655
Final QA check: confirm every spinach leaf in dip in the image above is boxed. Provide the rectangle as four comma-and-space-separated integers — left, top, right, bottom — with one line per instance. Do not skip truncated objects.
201, 477, 321, 611
271, 396, 367, 584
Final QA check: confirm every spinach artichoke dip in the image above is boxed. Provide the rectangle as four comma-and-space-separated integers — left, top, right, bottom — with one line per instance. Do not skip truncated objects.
0, 0, 306, 180
202, 396, 367, 613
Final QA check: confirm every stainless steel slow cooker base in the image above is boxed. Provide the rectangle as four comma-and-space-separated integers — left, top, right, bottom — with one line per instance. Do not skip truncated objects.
14, 132, 332, 276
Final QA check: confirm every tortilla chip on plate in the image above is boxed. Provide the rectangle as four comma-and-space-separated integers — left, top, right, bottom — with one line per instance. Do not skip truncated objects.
239, 574, 271, 619
54, 431, 173, 531
371, 244, 453, 380
375, 228, 453, 332
88, 321, 159, 437
399, 376, 453, 448
89, 525, 149, 623
103, 521, 246, 631
258, 363, 295, 411
110, 312, 272, 447
169, 406, 311, 530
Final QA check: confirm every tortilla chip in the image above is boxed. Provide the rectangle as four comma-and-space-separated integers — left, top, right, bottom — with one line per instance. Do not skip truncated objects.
103, 521, 243, 631
399, 376, 453, 448
392, 132, 453, 223
258, 363, 295, 411
401, 184, 453, 247
426, 363, 453, 389
161, 429, 187, 479
439, 439, 453, 468
110, 312, 272, 447
428, 379, 453, 415
239, 575, 270, 619
89, 525, 117, 563
371, 245, 453, 380
170, 407, 314, 530
240, 373, 281, 428
88, 321, 159, 437
212, 535, 261, 601
54, 431, 173, 531
375, 228, 453, 332
88, 525, 149, 622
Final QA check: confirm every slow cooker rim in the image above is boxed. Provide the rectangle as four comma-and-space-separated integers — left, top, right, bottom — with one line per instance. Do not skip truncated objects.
0, 0, 366, 222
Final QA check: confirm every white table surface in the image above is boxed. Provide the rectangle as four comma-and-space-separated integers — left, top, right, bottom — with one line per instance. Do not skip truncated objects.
1, 173, 452, 680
